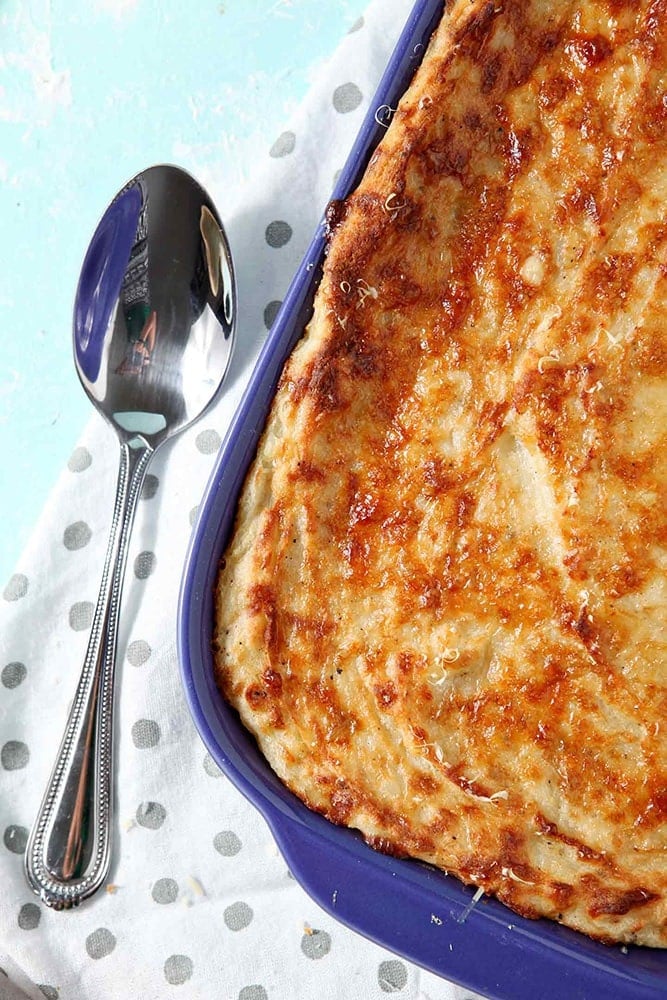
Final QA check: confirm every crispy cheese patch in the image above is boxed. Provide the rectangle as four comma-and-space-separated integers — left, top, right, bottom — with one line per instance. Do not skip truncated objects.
215, 0, 667, 946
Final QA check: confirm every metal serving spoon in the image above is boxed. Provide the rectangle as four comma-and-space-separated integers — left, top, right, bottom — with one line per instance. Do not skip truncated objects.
25, 164, 236, 909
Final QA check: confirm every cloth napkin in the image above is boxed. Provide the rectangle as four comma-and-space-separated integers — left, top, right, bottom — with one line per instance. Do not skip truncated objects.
0, 3, 486, 998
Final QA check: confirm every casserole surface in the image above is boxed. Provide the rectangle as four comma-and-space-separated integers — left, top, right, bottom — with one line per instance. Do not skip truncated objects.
214, 0, 667, 948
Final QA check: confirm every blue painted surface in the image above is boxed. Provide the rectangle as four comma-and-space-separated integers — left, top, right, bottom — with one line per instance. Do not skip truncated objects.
0, 0, 364, 585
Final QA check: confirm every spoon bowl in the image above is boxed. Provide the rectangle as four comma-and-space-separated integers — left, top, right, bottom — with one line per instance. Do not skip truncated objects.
25, 164, 236, 909
74, 165, 234, 444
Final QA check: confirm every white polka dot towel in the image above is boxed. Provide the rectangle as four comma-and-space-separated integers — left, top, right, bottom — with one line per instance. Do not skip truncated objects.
0, 2, 485, 998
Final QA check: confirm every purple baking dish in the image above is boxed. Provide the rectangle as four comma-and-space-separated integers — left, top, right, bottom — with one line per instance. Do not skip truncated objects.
178, 2, 667, 996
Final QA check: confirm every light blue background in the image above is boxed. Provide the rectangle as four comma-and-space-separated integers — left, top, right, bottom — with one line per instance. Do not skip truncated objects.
0, 0, 365, 585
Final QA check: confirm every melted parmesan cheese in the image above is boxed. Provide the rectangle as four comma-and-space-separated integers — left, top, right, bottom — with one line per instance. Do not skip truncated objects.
215, 0, 667, 947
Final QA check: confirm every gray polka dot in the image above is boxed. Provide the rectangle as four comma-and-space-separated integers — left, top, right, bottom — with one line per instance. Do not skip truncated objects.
265, 220, 292, 248
189, 505, 199, 528
136, 800, 166, 829
378, 960, 408, 993
269, 130, 295, 158
85, 927, 116, 959
164, 955, 193, 986
152, 877, 178, 904
203, 752, 222, 778
63, 520, 92, 551
332, 168, 342, 188
2, 741, 29, 770
348, 15, 364, 32
263, 300, 282, 330
239, 988, 268, 1000
4, 824, 28, 854
2, 661, 27, 688
131, 718, 160, 749
195, 429, 221, 454
38, 987, 59, 1000
68, 446, 92, 472
69, 601, 94, 631
213, 830, 242, 856
333, 82, 363, 113
141, 474, 159, 500
3, 574, 28, 602
134, 551, 156, 579
18, 902, 40, 930
224, 901, 253, 931
127, 639, 151, 666
301, 928, 331, 959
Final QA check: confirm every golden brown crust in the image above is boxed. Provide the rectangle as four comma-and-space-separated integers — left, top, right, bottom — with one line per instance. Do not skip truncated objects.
214, 0, 667, 946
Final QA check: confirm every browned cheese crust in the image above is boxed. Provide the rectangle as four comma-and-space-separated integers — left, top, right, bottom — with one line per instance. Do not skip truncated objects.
214, 0, 667, 946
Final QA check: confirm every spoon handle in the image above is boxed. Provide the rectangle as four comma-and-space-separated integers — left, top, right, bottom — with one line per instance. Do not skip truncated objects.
25, 440, 153, 908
